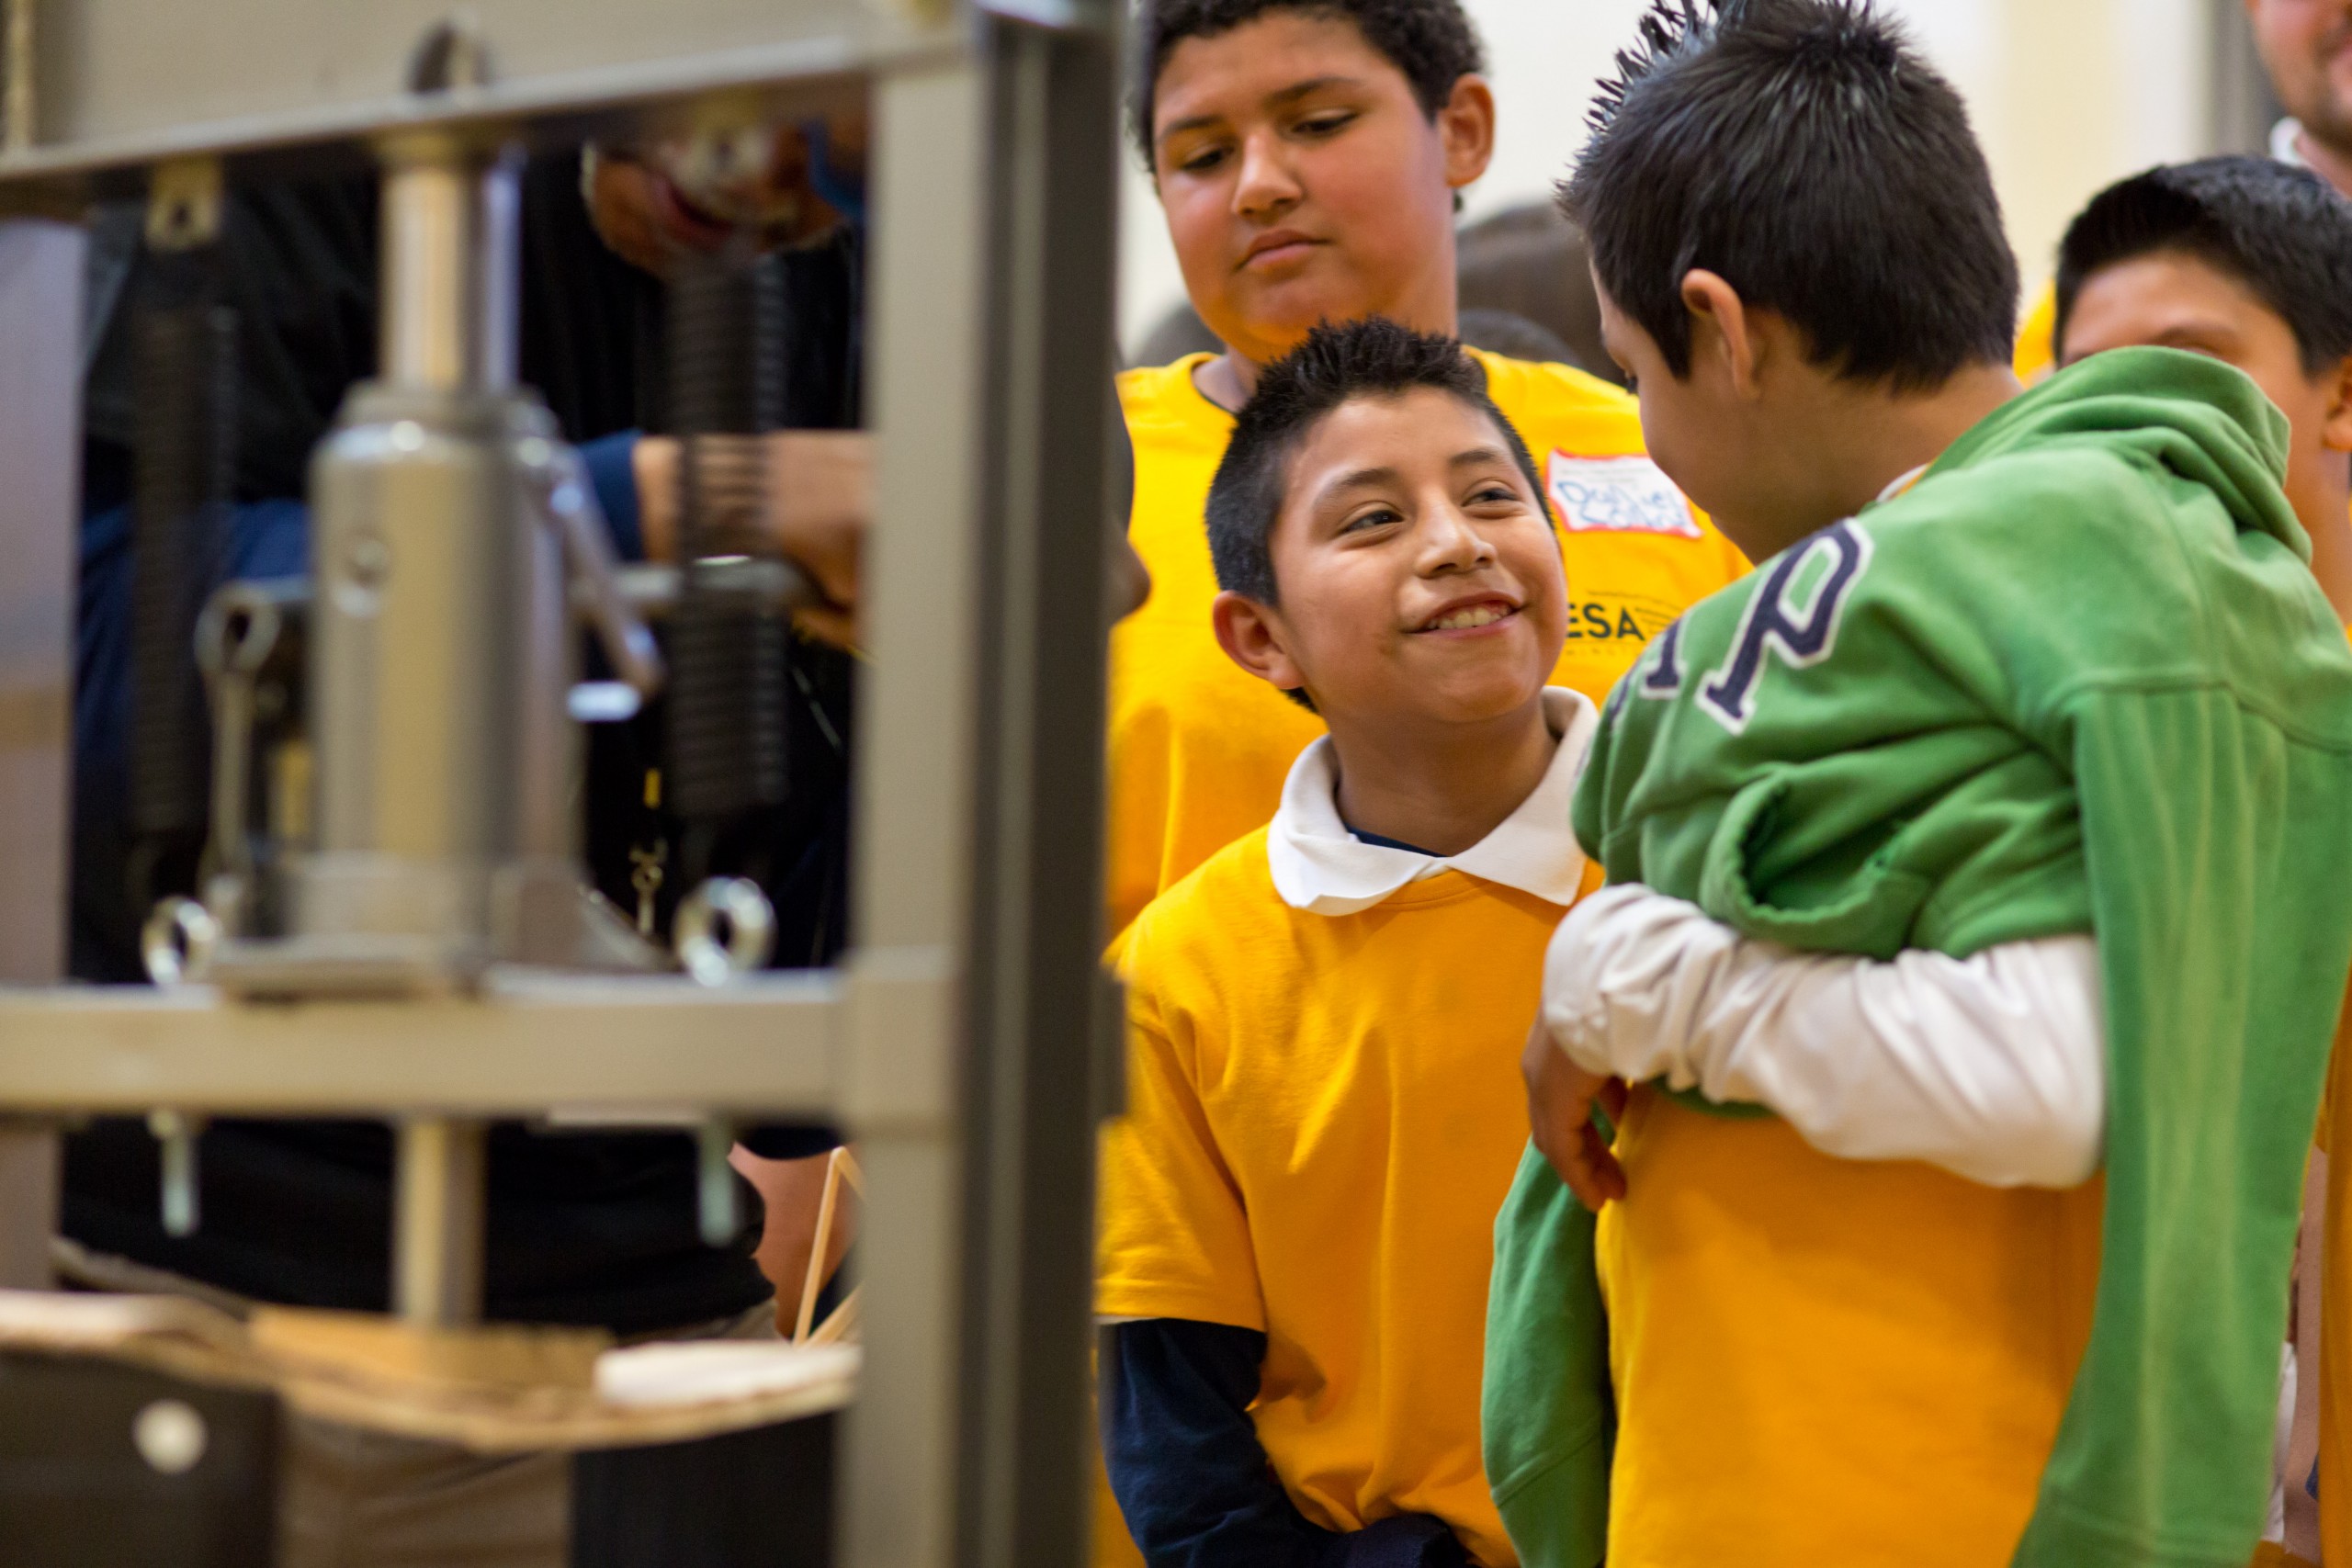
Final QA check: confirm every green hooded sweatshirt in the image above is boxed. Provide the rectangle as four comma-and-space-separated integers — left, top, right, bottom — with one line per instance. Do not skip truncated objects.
1482, 347, 2352, 1568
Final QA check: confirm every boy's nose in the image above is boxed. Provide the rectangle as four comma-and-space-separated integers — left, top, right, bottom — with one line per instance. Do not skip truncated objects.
1232, 133, 1303, 220
1419, 504, 1498, 573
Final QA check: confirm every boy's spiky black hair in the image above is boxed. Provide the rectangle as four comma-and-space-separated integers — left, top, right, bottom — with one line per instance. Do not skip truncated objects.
2054, 156, 2352, 376
1129, 0, 1484, 169
1563, 0, 2017, 391
1207, 316, 1542, 609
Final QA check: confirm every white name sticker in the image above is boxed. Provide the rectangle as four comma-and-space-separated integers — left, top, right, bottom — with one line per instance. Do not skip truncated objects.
1546, 452, 1702, 539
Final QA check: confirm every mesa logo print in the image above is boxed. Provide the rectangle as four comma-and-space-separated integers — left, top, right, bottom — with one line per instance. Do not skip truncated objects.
1546, 453, 1702, 539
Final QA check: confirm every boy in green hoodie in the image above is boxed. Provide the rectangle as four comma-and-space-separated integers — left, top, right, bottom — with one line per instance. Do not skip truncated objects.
1485, 4, 2352, 1567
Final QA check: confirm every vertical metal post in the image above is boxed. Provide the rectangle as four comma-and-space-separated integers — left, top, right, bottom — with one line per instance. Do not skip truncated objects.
392, 1115, 486, 1325
955, 19, 1122, 1568
0, 218, 84, 1289
842, 54, 989, 1568
2, 0, 35, 153
845, 9, 1122, 1567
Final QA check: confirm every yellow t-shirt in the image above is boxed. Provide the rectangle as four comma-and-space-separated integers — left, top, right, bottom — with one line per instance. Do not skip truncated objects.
1595, 1087, 2105, 1567
1097, 831, 1603, 1567
1106, 350, 1747, 940
2016, 279, 2061, 384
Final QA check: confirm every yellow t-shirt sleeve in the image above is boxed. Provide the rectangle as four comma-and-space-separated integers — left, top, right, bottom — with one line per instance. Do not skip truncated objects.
1096, 976, 1265, 1330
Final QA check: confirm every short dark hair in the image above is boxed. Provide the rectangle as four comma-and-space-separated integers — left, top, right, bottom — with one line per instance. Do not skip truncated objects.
2054, 156, 2352, 376
1129, 0, 1484, 169
1206, 317, 1542, 607
1563, 0, 2016, 391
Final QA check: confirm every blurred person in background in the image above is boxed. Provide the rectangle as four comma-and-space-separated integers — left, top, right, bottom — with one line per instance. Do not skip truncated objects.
2251, 0, 2352, 193
2018, 0, 2352, 381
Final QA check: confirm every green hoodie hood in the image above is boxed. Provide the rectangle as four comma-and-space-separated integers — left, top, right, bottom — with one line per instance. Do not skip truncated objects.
1486, 344, 2352, 1568
1935, 345, 2301, 560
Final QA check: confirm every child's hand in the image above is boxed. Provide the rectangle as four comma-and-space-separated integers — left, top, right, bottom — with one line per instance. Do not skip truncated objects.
1522, 1012, 1628, 1211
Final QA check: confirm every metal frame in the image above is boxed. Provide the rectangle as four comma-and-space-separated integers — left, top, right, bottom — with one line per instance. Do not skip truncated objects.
0, 217, 80, 1288
0, 975, 838, 1114
0, 0, 1123, 1562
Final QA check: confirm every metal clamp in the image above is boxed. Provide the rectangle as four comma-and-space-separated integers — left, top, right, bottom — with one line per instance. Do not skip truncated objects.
193, 578, 291, 931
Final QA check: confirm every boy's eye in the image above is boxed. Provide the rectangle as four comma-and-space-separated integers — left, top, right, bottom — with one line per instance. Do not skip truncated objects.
1469, 484, 1520, 507
1341, 506, 1403, 534
1293, 109, 1356, 139
1173, 143, 1230, 175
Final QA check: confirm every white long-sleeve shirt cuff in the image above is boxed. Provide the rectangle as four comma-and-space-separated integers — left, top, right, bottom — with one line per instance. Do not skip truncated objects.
1542, 884, 2104, 1189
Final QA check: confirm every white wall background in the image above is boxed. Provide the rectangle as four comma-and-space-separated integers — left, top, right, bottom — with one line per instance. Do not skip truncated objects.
1117, 0, 2223, 361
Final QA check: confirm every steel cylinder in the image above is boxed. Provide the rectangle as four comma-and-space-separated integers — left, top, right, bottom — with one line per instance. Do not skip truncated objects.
290, 144, 569, 966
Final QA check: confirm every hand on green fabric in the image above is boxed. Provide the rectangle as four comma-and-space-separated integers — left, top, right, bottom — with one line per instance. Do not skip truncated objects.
1521, 1012, 1627, 1212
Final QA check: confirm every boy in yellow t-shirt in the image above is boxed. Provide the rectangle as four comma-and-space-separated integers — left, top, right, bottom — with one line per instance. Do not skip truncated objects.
1109, 0, 1746, 940
1100, 319, 1602, 1568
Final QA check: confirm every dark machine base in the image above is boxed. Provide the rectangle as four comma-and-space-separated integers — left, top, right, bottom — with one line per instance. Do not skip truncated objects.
0, 1350, 835, 1568
571, 1409, 835, 1568
0, 1351, 281, 1568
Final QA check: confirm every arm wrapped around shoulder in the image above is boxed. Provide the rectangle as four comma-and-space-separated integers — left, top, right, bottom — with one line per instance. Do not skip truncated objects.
1542, 883, 2104, 1188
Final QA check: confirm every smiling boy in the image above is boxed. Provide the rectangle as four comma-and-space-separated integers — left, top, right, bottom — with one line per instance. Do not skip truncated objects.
1107, 0, 1746, 940
1098, 320, 1598, 1568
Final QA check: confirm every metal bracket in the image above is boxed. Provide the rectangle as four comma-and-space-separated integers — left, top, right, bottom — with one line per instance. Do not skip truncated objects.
842, 946, 956, 1135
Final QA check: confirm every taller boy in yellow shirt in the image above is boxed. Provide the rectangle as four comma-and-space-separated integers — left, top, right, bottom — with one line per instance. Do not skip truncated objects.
1110, 0, 1747, 938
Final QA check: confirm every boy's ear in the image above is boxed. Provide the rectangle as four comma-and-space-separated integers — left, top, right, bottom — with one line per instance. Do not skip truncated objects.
1212, 589, 1310, 700
1679, 268, 1764, 399
1437, 74, 1497, 191
2323, 355, 2352, 457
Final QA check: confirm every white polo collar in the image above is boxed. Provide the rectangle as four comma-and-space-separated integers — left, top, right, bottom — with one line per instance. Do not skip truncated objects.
1267, 687, 1598, 916
2273, 118, 2310, 169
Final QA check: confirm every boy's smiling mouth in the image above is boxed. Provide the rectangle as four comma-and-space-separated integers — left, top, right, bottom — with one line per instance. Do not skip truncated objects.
1415, 594, 1521, 634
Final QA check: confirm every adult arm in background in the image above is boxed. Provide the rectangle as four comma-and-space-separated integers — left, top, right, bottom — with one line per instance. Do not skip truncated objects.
581, 130, 1151, 647
1102, 1319, 1467, 1568
617, 429, 867, 649
1527, 884, 2104, 1208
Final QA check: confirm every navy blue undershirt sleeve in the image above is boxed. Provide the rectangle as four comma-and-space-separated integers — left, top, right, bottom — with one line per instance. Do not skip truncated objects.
1102, 1317, 1333, 1568
1102, 1320, 1468, 1568
578, 428, 645, 564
